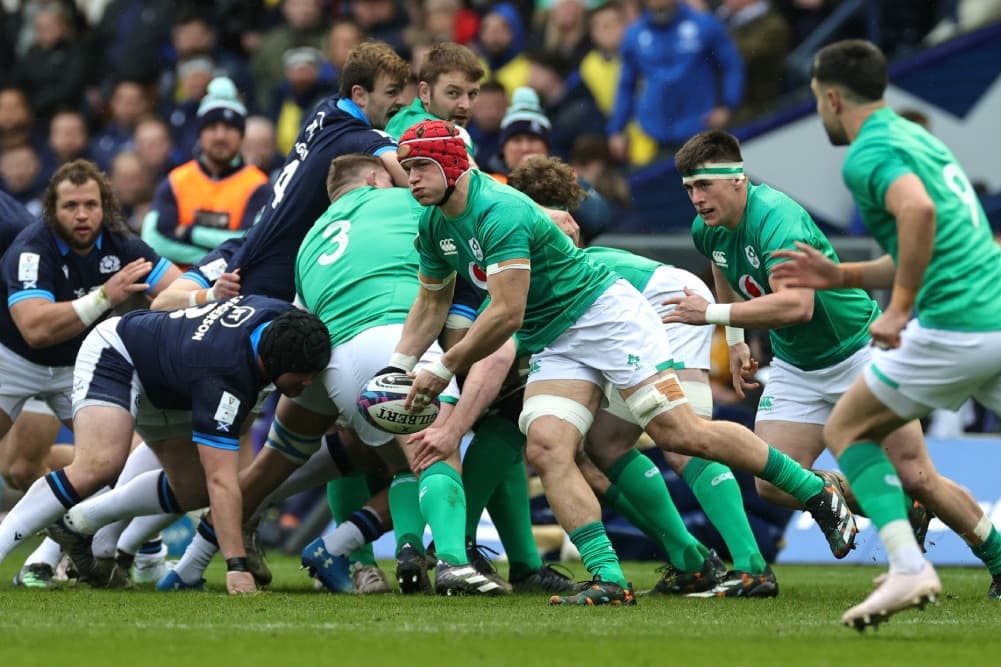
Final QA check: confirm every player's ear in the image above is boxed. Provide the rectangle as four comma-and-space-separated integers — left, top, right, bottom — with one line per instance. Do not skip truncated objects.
417, 81, 431, 105
350, 84, 368, 107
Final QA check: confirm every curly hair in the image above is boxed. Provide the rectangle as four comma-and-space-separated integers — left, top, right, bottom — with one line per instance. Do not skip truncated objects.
507, 155, 585, 210
41, 159, 129, 235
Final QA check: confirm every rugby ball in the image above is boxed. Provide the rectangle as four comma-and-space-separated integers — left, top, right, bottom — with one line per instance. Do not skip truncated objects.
357, 372, 440, 435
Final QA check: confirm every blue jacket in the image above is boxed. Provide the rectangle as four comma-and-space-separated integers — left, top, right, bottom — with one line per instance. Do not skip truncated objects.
608, 4, 744, 145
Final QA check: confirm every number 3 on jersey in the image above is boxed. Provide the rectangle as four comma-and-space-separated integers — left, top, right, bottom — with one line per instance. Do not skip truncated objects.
319, 219, 352, 265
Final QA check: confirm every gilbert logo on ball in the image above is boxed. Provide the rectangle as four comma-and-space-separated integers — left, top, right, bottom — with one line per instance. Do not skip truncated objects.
357, 372, 440, 435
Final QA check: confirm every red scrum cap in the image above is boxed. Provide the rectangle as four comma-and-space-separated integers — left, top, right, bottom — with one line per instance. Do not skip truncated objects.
397, 119, 470, 189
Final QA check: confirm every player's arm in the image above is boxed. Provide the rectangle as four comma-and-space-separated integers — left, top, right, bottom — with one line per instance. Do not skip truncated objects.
394, 271, 456, 362
378, 151, 409, 187
770, 245, 896, 290
408, 338, 516, 472
150, 270, 241, 310
440, 260, 527, 376
723, 268, 814, 328
9, 257, 152, 348
883, 174, 935, 315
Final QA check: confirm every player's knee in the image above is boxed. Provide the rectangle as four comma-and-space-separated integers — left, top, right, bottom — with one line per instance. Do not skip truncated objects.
264, 417, 322, 464
4, 457, 47, 490
896, 463, 935, 500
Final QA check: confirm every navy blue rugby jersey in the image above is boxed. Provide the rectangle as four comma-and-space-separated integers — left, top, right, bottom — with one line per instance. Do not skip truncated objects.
116, 295, 295, 450
227, 97, 398, 300
1, 222, 171, 366
182, 236, 244, 288
0, 191, 35, 254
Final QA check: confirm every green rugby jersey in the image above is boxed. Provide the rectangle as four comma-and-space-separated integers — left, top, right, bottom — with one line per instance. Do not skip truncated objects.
295, 187, 422, 346
692, 182, 877, 370
385, 98, 476, 156
583, 246, 659, 292
844, 107, 1001, 331
416, 170, 616, 354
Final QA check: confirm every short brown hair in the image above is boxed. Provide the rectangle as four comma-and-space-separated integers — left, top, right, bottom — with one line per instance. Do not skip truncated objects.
507, 156, 585, 210
42, 159, 128, 234
674, 130, 743, 177
418, 42, 485, 86
326, 153, 386, 200
339, 41, 410, 97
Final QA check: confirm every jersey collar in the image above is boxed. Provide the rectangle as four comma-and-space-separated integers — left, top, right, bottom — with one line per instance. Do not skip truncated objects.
249, 320, 270, 359
336, 98, 371, 127
54, 229, 104, 256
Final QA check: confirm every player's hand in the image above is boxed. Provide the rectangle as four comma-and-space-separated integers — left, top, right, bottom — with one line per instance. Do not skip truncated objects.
728, 341, 760, 400
868, 308, 909, 350
406, 424, 461, 473
214, 268, 241, 299
404, 368, 447, 413
226, 570, 257, 595
662, 287, 710, 324
769, 242, 841, 289
546, 209, 581, 247
103, 258, 153, 305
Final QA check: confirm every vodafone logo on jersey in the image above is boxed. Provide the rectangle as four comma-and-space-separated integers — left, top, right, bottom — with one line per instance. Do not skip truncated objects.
738, 274, 766, 299
468, 262, 488, 290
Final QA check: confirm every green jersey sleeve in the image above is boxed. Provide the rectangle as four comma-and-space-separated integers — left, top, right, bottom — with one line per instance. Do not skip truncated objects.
416, 209, 456, 280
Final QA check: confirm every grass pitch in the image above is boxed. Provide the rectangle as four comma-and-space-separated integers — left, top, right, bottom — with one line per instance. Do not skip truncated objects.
1, 550, 999, 667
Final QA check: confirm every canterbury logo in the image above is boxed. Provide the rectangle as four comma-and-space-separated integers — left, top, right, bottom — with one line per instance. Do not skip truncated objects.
440, 238, 457, 255
710, 472, 735, 486
712, 250, 727, 267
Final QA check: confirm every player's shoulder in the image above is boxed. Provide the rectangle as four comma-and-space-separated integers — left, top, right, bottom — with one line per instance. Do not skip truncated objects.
5, 220, 55, 257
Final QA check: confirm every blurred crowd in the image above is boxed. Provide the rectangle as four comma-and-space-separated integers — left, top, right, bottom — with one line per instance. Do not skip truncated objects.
1, 0, 974, 234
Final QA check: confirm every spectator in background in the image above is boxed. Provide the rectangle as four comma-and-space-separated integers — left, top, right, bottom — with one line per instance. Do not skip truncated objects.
496, 87, 611, 242
607, 0, 744, 166
109, 151, 154, 234
347, 0, 409, 56
164, 56, 216, 161
468, 80, 507, 171
133, 115, 184, 183
159, 8, 256, 115
252, 0, 330, 112
271, 47, 337, 156
533, 0, 593, 67
88, 0, 174, 97
525, 50, 605, 160
717, 0, 791, 126
241, 115, 282, 177
477, 3, 531, 94
322, 19, 365, 91
579, 0, 628, 119
0, 145, 45, 216
41, 110, 93, 181
0, 87, 37, 153
421, 0, 463, 42
570, 135, 640, 233
13, 3, 87, 128
91, 80, 151, 172
143, 77, 269, 266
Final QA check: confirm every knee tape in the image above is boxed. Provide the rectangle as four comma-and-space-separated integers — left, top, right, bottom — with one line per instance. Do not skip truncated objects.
265, 417, 322, 465
681, 381, 713, 419
625, 375, 689, 428
518, 394, 594, 438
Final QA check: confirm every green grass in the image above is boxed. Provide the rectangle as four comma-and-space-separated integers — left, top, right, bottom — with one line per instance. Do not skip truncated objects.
1, 550, 999, 667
